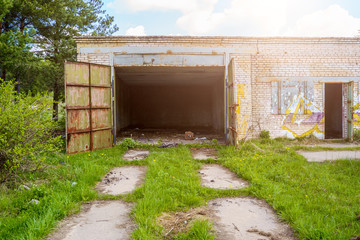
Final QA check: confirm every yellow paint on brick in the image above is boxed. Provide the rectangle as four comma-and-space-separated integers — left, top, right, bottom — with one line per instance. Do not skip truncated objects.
237, 84, 245, 98
238, 115, 250, 140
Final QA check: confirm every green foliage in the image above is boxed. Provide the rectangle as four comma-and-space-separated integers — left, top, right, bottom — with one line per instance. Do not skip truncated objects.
174, 220, 215, 240
121, 138, 137, 149
220, 140, 360, 239
259, 130, 270, 139
1, 0, 119, 118
1, 141, 359, 239
0, 80, 61, 182
353, 128, 360, 141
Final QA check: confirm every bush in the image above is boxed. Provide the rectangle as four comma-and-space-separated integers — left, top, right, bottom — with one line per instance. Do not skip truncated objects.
0, 80, 61, 183
259, 130, 270, 139
353, 128, 360, 141
121, 138, 137, 149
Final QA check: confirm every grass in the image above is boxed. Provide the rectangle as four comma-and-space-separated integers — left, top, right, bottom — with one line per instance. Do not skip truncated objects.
0, 139, 359, 239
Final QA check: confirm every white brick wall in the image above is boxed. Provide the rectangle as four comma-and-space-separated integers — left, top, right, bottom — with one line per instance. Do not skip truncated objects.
75, 36, 360, 140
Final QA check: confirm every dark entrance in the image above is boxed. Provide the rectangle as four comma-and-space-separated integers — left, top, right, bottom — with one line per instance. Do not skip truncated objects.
115, 66, 225, 137
325, 83, 343, 139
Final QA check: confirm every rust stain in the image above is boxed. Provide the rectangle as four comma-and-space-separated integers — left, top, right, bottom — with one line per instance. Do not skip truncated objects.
92, 109, 111, 129
212, 51, 218, 55
166, 50, 173, 54
121, 51, 127, 54
91, 88, 111, 108
67, 110, 90, 132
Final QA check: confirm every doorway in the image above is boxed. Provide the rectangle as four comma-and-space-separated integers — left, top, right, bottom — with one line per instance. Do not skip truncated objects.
325, 83, 343, 139
114, 66, 225, 140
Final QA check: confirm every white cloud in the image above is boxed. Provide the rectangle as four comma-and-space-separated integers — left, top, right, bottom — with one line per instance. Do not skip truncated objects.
125, 25, 146, 36
107, 0, 199, 13
285, 4, 360, 37
176, 0, 288, 35
107, 0, 360, 37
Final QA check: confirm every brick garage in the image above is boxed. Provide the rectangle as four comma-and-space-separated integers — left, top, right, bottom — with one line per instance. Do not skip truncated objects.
71, 36, 360, 145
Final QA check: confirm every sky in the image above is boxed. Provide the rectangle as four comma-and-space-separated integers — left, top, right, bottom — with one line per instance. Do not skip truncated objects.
103, 0, 360, 37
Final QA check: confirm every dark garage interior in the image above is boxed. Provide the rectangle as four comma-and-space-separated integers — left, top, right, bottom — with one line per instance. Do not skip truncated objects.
114, 66, 225, 137
325, 83, 343, 139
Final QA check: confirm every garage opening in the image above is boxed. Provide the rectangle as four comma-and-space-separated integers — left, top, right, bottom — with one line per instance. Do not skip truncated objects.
325, 83, 343, 139
114, 66, 225, 142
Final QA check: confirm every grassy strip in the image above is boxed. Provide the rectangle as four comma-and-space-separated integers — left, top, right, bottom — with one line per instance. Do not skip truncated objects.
220, 139, 360, 239
128, 145, 243, 239
0, 140, 359, 239
0, 146, 128, 240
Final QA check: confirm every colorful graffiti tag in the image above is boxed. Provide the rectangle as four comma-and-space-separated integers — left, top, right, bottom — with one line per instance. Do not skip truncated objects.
281, 93, 324, 138
353, 93, 360, 127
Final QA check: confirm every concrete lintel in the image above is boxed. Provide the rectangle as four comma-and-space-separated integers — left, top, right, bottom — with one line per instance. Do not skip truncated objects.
114, 53, 225, 66
79, 46, 256, 55
257, 76, 360, 83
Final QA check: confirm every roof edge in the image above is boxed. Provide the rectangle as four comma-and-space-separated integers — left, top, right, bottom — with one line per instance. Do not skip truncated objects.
74, 35, 360, 44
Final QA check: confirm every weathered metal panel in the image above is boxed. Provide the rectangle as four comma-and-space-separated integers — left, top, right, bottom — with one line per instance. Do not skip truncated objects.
92, 129, 112, 150
67, 109, 90, 132
91, 64, 111, 86
66, 86, 90, 107
114, 54, 224, 66
89, 64, 112, 150
67, 132, 91, 153
65, 62, 89, 85
92, 109, 111, 129
91, 88, 111, 108
227, 59, 236, 145
66, 62, 112, 154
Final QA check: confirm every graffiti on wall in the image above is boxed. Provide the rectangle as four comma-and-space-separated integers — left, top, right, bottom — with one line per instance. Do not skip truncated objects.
353, 91, 360, 127
281, 93, 324, 138
236, 83, 249, 139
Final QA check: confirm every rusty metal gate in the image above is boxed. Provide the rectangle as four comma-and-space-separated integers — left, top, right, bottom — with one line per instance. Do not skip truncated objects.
65, 62, 112, 154
227, 59, 237, 144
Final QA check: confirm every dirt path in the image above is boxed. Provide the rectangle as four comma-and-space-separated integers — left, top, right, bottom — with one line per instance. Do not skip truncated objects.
199, 164, 248, 189
49, 152, 297, 239
95, 166, 147, 195
122, 149, 149, 160
191, 147, 218, 160
298, 150, 360, 162
48, 201, 135, 240
208, 198, 295, 240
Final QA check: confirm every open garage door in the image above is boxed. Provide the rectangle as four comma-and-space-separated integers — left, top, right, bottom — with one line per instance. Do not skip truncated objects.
114, 65, 225, 139
65, 62, 112, 154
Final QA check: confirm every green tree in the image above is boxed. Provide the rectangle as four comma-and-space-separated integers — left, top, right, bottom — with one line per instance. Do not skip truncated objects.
0, 0, 51, 93
33, 0, 118, 119
1, 0, 118, 118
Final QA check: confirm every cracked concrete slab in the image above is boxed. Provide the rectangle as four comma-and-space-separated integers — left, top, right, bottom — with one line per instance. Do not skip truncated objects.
298, 150, 360, 162
191, 148, 218, 160
208, 198, 295, 240
95, 166, 147, 195
199, 164, 248, 189
47, 201, 135, 240
122, 149, 149, 161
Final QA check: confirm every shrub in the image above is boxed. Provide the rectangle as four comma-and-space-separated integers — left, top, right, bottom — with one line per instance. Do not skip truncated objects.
259, 130, 270, 139
0, 80, 61, 183
353, 128, 360, 141
121, 138, 137, 149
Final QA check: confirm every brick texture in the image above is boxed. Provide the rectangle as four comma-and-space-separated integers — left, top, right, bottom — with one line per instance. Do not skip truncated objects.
75, 36, 360, 141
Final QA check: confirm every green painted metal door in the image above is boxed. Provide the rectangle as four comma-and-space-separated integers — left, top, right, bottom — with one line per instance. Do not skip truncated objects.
65, 62, 112, 154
